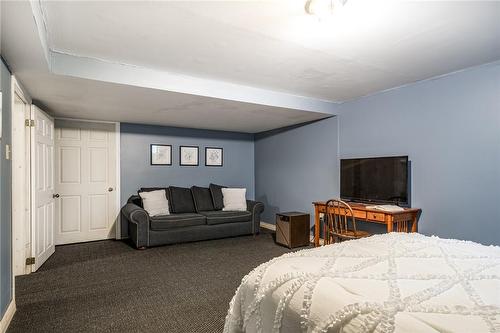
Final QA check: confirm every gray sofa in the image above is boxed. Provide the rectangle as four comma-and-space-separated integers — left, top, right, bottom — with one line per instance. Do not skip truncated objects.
121, 184, 264, 249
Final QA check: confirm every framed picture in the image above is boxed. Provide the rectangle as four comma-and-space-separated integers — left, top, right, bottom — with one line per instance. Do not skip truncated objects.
150, 144, 172, 165
180, 146, 199, 166
205, 147, 223, 167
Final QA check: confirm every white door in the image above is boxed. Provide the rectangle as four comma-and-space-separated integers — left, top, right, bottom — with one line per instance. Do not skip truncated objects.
31, 105, 55, 271
54, 120, 118, 245
12, 91, 31, 275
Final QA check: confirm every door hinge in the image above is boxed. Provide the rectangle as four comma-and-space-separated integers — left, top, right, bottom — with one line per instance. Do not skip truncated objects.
25, 119, 35, 127
26, 257, 35, 265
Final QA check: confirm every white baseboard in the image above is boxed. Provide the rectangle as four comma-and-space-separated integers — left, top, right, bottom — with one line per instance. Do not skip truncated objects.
260, 221, 276, 231
260, 221, 324, 245
0, 300, 16, 333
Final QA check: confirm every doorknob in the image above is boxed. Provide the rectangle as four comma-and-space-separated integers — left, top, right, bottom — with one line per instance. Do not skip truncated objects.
53, 194, 60, 198
108, 187, 114, 192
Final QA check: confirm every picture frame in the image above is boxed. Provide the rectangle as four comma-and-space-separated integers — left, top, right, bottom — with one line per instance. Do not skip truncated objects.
150, 144, 172, 166
205, 147, 223, 167
180, 146, 199, 166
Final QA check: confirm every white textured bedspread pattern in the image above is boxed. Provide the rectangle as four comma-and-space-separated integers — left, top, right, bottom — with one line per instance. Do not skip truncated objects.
224, 233, 500, 333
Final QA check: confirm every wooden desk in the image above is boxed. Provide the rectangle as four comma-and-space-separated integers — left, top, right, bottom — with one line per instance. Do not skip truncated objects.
312, 202, 421, 247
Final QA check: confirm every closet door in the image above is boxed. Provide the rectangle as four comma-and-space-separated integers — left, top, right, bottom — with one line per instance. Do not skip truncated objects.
54, 120, 117, 245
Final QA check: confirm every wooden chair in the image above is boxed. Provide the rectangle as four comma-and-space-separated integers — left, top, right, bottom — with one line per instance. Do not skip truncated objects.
324, 199, 371, 244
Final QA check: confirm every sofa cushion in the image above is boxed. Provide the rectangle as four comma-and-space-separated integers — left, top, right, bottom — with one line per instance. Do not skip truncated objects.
200, 210, 252, 225
209, 183, 226, 210
222, 188, 247, 211
138, 187, 171, 210
139, 187, 170, 197
150, 213, 206, 230
191, 186, 215, 212
138, 189, 170, 217
127, 195, 142, 207
168, 186, 197, 213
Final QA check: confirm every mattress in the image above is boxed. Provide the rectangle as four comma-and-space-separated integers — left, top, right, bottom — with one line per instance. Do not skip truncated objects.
224, 233, 500, 333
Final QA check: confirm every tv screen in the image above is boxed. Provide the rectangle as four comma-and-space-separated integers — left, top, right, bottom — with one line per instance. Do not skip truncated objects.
340, 156, 409, 206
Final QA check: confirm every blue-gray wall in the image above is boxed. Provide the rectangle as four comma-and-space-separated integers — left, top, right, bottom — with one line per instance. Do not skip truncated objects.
120, 123, 255, 237
336, 62, 500, 246
254, 62, 500, 246
255, 117, 339, 226
0, 59, 13, 318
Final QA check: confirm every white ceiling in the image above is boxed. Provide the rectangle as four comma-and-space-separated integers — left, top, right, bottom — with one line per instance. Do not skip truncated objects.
1, 1, 335, 133
2, 0, 500, 132
42, 0, 500, 101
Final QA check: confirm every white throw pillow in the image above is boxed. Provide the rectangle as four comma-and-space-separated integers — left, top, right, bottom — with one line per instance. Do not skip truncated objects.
222, 188, 247, 211
139, 189, 170, 217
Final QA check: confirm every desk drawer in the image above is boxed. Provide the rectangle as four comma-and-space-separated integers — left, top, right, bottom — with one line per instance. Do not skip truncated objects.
320, 207, 356, 217
366, 212, 385, 222
318, 205, 386, 222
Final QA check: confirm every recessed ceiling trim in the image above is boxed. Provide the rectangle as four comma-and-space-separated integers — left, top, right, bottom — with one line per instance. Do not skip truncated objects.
50, 50, 339, 114
29, 0, 51, 67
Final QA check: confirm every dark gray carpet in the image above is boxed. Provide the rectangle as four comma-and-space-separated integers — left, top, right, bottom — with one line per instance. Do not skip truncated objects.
8, 230, 298, 333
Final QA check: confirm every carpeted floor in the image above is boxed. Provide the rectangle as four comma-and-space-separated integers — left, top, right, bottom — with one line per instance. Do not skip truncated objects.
8, 229, 299, 333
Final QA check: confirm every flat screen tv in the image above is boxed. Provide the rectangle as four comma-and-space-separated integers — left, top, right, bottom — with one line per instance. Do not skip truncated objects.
340, 156, 409, 206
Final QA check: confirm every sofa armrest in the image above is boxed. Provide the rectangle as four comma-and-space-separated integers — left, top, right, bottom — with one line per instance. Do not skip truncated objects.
121, 203, 150, 248
247, 200, 264, 235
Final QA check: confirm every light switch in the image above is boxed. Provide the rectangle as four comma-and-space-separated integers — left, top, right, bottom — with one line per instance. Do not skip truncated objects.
5, 144, 11, 160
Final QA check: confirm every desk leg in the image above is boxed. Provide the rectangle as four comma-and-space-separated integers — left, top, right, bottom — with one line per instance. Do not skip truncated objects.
387, 219, 393, 233
411, 214, 418, 233
314, 205, 320, 247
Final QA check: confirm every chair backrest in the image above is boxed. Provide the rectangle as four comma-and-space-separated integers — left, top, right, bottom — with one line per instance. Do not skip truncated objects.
325, 199, 357, 235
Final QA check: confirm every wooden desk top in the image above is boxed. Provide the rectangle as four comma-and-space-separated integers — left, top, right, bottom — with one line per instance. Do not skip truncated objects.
312, 201, 421, 215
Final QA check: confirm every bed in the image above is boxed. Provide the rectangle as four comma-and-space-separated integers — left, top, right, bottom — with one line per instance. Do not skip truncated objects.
224, 233, 500, 333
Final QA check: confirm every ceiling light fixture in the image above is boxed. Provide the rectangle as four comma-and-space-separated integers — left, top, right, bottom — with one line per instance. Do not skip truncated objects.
305, 0, 348, 19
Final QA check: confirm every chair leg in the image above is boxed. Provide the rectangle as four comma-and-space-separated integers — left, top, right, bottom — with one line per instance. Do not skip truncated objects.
323, 222, 327, 245
326, 224, 331, 245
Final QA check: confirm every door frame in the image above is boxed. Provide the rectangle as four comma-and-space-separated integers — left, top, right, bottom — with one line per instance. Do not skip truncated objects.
11, 77, 32, 276
54, 117, 121, 239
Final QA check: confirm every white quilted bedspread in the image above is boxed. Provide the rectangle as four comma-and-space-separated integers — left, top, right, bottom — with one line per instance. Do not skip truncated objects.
224, 233, 500, 333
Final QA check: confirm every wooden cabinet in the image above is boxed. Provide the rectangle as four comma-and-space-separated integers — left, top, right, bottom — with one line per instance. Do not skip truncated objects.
276, 212, 310, 249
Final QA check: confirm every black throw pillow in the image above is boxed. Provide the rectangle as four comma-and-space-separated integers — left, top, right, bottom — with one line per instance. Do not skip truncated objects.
209, 183, 227, 211
128, 195, 143, 207
191, 186, 215, 212
168, 186, 197, 213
